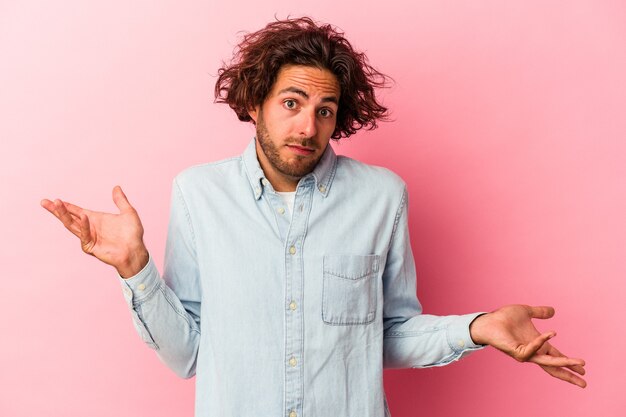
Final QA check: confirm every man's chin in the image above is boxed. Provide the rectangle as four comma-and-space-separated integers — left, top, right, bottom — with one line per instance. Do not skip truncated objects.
277, 162, 317, 179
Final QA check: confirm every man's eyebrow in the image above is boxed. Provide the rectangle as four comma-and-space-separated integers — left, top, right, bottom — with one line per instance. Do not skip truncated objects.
277, 87, 339, 105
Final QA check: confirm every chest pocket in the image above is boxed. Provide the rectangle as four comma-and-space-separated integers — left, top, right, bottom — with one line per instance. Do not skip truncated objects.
322, 254, 380, 325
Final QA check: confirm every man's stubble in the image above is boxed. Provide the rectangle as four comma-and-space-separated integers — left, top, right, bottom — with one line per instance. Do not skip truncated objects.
255, 110, 325, 179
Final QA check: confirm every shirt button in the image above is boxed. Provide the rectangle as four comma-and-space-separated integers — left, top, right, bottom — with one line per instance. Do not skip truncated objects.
289, 246, 296, 255
289, 411, 297, 417
278, 207, 285, 215
138, 284, 146, 291
289, 301, 297, 311
289, 357, 297, 367
318, 185, 326, 193
123, 288, 131, 296
457, 339, 465, 348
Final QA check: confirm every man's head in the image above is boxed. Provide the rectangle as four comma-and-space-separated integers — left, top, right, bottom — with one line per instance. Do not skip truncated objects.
215, 17, 389, 190
215, 17, 389, 140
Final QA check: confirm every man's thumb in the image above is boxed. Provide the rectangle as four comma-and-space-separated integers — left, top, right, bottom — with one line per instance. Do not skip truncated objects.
112, 185, 133, 213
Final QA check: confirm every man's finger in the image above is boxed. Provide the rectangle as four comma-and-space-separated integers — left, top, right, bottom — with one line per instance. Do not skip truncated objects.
64, 201, 91, 217
40, 199, 56, 214
41, 199, 67, 225
548, 345, 586, 375
41, 199, 82, 236
112, 186, 134, 213
530, 354, 585, 368
79, 213, 94, 252
569, 364, 586, 376
529, 305, 555, 320
540, 364, 587, 388
54, 200, 81, 232
517, 331, 555, 361
41, 198, 63, 219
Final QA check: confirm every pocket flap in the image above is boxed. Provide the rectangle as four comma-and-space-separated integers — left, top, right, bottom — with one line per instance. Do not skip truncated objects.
323, 254, 380, 279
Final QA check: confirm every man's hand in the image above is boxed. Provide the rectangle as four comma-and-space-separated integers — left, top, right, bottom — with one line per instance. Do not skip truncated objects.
41, 186, 149, 278
469, 304, 587, 388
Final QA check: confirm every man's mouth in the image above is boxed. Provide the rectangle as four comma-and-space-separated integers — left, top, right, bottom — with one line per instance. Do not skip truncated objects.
286, 144, 315, 156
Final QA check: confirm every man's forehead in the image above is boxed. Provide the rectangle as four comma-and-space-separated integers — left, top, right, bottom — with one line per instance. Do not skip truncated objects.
272, 65, 340, 99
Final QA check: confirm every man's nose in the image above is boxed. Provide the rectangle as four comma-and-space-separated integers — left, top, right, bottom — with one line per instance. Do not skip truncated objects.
297, 110, 317, 139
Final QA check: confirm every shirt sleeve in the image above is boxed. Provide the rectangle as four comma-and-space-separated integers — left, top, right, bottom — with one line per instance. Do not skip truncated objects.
382, 186, 486, 369
119, 178, 201, 378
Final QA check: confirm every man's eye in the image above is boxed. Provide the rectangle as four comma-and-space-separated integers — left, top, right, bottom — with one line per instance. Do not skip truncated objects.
284, 99, 296, 109
319, 108, 333, 117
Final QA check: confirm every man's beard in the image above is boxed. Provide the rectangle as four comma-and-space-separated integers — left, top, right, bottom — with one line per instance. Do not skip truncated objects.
256, 112, 324, 179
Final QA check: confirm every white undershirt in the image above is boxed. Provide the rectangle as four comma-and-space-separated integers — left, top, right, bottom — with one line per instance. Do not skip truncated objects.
276, 191, 296, 219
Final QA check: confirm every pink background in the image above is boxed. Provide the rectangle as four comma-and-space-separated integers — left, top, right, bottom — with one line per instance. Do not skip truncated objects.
1, 1, 624, 416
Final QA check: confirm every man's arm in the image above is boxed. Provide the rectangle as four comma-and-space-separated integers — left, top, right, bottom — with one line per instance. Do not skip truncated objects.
382, 187, 486, 368
381, 187, 586, 387
41, 184, 202, 378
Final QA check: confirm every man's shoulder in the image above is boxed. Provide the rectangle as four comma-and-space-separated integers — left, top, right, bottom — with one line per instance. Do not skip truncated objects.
335, 155, 407, 192
173, 156, 244, 187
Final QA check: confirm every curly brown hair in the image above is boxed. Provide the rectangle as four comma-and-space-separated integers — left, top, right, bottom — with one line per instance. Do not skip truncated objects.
214, 17, 390, 139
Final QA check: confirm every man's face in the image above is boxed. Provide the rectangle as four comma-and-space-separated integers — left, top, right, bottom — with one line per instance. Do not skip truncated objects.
248, 65, 340, 191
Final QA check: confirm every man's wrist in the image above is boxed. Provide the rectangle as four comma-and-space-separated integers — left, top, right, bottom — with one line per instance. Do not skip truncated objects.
469, 312, 490, 346
117, 246, 149, 279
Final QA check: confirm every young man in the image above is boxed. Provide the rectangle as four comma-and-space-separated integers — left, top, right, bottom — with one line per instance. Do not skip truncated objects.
41, 17, 586, 417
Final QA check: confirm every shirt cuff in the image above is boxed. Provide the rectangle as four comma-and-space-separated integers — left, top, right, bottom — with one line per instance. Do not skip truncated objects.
447, 312, 488, 353
118, 254, 161, 305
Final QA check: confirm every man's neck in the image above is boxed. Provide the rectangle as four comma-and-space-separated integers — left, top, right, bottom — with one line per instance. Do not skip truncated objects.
267, 174, 299, 192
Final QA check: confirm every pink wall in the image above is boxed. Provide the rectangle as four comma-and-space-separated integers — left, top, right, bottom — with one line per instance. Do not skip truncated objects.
1, 1, 624, 416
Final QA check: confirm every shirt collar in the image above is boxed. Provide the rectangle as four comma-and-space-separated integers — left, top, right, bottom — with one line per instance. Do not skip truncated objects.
242, 137, 338, 200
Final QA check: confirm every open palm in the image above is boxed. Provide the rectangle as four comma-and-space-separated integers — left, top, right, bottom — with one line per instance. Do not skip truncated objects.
471, 304, 586, 387
41, 186, 148, 277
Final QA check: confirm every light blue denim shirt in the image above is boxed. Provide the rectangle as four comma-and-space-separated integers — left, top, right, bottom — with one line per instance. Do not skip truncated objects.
119, 138, 484, 417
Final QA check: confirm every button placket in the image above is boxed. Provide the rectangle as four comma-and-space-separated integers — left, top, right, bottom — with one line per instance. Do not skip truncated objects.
283, 185, 311, 417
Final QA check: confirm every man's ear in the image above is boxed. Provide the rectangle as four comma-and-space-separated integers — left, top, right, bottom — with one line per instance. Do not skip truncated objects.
248, 105, 260, 123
